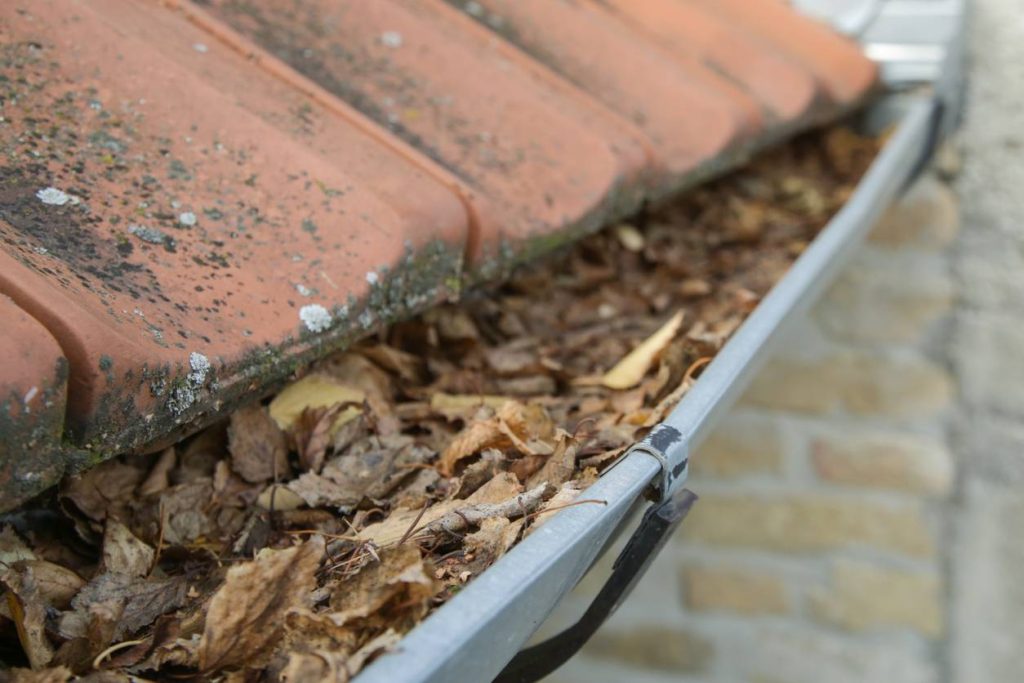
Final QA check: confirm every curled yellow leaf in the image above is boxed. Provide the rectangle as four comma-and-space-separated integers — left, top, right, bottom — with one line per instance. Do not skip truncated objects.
600, 310, 685, 390
268, 374, 364, 435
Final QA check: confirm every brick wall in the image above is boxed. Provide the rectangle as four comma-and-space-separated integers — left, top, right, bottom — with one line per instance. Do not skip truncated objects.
949, 0, 1024, 680
541, 172, 961, 683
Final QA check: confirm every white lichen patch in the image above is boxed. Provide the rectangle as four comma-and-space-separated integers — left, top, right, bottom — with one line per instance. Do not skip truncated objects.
192, 43, 208, 53
36, 187, 71, 206
189, 352, 211, 385
168, 352, 212, 417
178, 211, 197, 227
300, 304, 332, 333
295, 283, 312, 297
380, 31, 403, 48
365, 270, 379, 286
129, 224, 168, 245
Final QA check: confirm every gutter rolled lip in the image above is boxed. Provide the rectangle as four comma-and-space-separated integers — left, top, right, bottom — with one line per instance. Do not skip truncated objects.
356, 97, 939, 683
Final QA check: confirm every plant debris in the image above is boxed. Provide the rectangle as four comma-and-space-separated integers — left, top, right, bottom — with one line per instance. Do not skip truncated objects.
0, 127, 879, 681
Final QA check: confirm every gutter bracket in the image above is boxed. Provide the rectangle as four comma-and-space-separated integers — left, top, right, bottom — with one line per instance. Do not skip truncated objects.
628, 423, 690, 503
492, 487, 699, 683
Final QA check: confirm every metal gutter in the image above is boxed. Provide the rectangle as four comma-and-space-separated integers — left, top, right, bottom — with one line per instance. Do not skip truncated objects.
356, 95, 938, 683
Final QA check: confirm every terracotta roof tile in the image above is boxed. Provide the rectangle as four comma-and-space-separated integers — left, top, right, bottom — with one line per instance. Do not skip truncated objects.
0, 0, 467, 454
0, 0, 878, 503
440, 0, 760, 194
0, 295, 67, 509
599, 0, 822, 122
200, 0, 652, 276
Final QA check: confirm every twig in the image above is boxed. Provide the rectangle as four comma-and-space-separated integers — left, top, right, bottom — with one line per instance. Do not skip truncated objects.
523, 498, 608, 522
396, 502, 431, 547
417, 482, 556, 537
93, 639, 146, 670
148, 501, 167, 577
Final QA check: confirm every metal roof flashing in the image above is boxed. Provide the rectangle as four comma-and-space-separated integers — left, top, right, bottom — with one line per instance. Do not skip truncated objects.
355, 95, 941, 683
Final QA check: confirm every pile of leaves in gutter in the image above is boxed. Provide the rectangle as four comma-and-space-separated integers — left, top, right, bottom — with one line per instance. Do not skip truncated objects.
0, 126, 879, 682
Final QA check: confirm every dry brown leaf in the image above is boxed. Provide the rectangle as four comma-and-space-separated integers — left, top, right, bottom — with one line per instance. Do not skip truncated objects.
438, 411, 506, 477
268, 374, 363, 434
430, 392, 508, 419
101, 520, 154, 578
601, 310, 685, 390
295, 404, 344, 473
527, 431, 578, 490
17, 561, 85, 610
256, 484, 305, 511
3, 567, 54, 669
614, 223, 645, 252
345, 628, 402, 674
419, 482, 554, 538
153, 480, 214, 546
138, 447, 176, 498
358, 344, 425, 383
279, 650, 350, 683
2, 667, 73, 683
464, 517, 523, 561
328, 545, 438, 624
358, 472, 522, 546
198, 536, 324, 671
321, 354, 400, 435
227, 404, 290, 483
528, 482, 585, 532
61, 460, 147, 525
59, 573, 187, 643
0, 526, 37, 566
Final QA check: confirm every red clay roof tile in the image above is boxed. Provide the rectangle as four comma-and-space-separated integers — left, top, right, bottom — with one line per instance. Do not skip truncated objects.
440, 0, 760, 194
201, 0, 652, 274
689, 0, 879, 105
599, 0, 822, 122
0, 0, 879, 501
0, 0, 467, 453
0, 295, 67, 509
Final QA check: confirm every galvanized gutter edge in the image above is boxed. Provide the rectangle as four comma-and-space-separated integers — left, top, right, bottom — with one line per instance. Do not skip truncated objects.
356, 96, 938, 683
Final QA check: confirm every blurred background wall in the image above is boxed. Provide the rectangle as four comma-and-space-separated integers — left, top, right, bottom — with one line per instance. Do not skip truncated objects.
542, 0, 1024, 680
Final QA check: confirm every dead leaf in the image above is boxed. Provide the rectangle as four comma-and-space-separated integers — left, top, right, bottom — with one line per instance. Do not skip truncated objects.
137, 447, 176, 498
227, 404, 290, 483
419, 481, 554, 538
61, 460, 146, 525
495, 375, 557, 396
528, 431, 578, 489
328, 545, 437, 624
268, 374, 363, 434
601, 310, 685, 390
358, 344, 425, 384
0, 526, 37, 566
16, 561, 84, 610
101, 520, 154, 578
437, 401, 557, 477
429, 392, 508, 419
295, 404, 344, 473
358, 472, 522, 546
320, 354, 400, 435
59, 573, 187, 643
3, 566, 54, 669
256, 484, 306, 512
438, 412, 504, 477
198, 537, 324, 671
464, 517, 522, 561
152, 480, 214, 546
528, 481, 584, 531
614, 223, 645, 252
2, 667, 72, 683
